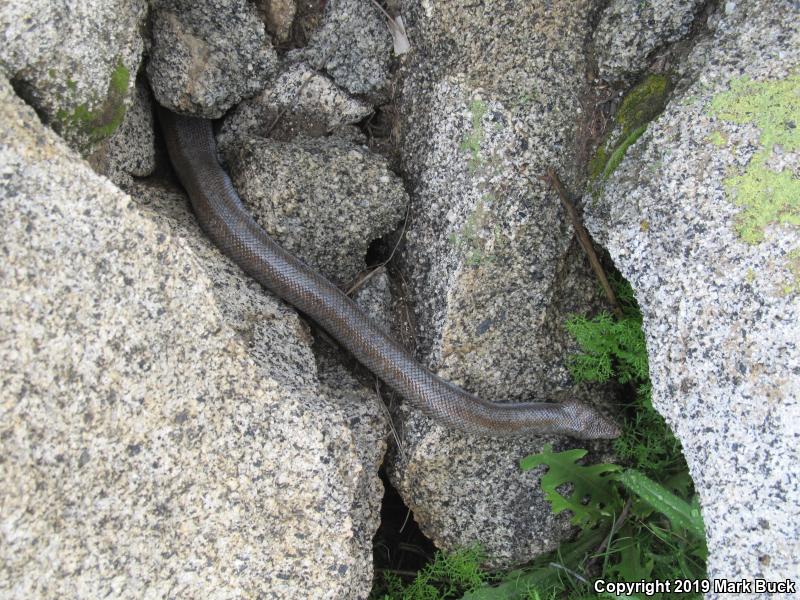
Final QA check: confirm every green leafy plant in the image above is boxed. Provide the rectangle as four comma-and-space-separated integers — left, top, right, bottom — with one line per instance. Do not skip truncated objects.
371, 275, 707, 600
455, 452, 706, 600
372, 546, 489, 600
565, 275, 684, 478
461, 275, 707, 599
616, 470, 705, 539
520, 446, 621, 528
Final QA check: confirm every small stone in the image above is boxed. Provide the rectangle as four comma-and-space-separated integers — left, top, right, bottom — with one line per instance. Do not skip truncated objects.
0, 0, 146, 153
255, 0, 297, 44
217, 61, 373, 147
147, 0, 278, 118
223, 135, 408, 286
293, 0, 392, 101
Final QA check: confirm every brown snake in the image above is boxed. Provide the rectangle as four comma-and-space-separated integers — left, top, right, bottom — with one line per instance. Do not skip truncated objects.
158, 106, 620, 439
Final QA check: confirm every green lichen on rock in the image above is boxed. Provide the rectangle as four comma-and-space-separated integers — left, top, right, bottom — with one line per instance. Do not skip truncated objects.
448, 197, 501, 266
460, 99, 488, 170
589, 74, 671, 182
784, 249, 800, 295
708, 130, 727, 146
721, 163, 799, 244
708, 74, 800, 245
55, 61, 130, 152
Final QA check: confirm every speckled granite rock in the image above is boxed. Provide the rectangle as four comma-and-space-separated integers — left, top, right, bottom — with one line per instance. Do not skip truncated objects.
0, 78, 384, 599
0, 0, 146, 153
255, 0, 297, 44
584, 1, 800, 592
221, 135, 408, 286
147, 0, 278, 118
88, 80, 156, 187
388, 0, 616, 567
217, 61, 373, 147
592, 0, 705, 82
295, 0, 393, 100
352, 267, 393, 333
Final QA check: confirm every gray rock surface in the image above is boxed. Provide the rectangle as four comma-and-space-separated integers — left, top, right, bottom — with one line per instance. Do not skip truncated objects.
352, 267, 394, 333
0, 77, 384, 599
295, 0, 393, 100
389, 0, 616, 567
256, 0, 297, 44
592, 0, 705, 82
584, 1, 800, 592
0, 0, 146, 153
88, 80, 156, 187
217, 61, 373, 148
147, 0, 278, 118
221, 135, 408, 286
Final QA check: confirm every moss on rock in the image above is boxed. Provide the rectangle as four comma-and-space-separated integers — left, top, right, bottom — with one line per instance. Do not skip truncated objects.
55, 61, 130, 152
460, 99, 488, 171
589, 74, 671, 182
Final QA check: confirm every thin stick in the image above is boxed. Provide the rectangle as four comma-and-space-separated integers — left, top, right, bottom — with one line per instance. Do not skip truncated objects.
590, 497, 633, 569
398, 508, 412, 534
544, 168, 623, 319
374, 379, 406, 462
547, 561, 589, 584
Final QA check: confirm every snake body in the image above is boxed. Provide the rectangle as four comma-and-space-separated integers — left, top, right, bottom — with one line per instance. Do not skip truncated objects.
158, 107, 620, 439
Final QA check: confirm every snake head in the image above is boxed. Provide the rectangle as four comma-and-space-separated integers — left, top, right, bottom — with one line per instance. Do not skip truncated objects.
561, 399, 622, 440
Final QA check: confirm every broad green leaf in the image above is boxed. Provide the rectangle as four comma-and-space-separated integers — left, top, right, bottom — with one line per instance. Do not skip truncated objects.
616, 469, 705, 539
521, 444, 622, 528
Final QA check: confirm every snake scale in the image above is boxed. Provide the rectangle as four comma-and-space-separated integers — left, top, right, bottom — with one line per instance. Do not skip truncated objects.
158, 107, 620, 439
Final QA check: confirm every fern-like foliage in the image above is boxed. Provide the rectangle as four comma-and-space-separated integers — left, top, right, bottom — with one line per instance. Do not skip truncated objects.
566, 276, 685, 478
565, 311, 648, 385
372, 546, 487, 600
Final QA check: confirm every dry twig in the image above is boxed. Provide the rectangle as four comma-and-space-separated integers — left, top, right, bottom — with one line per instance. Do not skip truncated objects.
543, 168, 623, 319
589, 497, 633, 570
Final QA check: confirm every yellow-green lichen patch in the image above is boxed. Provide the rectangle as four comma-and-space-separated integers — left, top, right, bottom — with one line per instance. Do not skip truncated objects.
722, 163, 800, 244
708, 130, 727, 146
448, 197, 499, 266
708, 74, 800, 245
55, 60, 130, 152
783, 249, 800, 295
460, 99, 488, 170
589, 74, 671, 182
